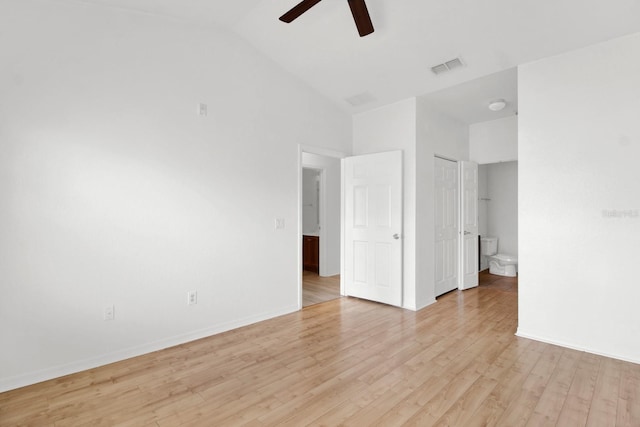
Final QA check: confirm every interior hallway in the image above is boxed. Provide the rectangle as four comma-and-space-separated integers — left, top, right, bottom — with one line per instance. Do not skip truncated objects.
302, 271, 341, 307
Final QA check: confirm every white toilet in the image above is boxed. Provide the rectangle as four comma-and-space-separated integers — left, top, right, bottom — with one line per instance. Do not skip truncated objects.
480, 237, 518, 277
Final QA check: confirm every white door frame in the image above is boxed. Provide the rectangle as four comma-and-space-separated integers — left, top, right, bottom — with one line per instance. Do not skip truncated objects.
297, 145, 348, 310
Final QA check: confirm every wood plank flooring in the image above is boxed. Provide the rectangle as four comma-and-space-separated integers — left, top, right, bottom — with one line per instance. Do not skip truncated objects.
2, 272, 639, 426
302, 271, 341, 307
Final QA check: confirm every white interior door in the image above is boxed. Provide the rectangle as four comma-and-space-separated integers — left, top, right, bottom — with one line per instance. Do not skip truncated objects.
460, 161, 479, 290
343, 151, 403, 307
434, 157, 459, 297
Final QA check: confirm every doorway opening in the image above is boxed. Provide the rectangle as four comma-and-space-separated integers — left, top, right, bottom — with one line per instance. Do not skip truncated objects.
299, 148, 344, 308
478, 161, 518, 276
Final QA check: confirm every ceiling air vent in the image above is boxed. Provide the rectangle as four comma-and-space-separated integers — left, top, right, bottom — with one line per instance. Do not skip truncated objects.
345, 92, 376, 107
431, 57, 465, 75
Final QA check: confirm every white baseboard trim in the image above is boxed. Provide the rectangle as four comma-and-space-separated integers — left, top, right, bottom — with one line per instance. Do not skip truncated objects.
515, 329, 640, 365
319, 270, 340, 278
0, 304, 299, 393
411, 298, 437, 312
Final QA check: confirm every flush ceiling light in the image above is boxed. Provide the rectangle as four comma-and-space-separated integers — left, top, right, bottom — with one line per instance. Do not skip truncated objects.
488, 99, 507, 111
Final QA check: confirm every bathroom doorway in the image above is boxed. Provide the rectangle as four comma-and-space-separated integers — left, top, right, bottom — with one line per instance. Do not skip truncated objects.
300, 149, 343, 307
478, 161, 518, 272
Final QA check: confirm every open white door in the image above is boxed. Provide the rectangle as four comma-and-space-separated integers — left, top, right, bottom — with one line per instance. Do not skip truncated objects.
460, 161, 479, 290
434, 157, 459, 297
343, 151, 403, 307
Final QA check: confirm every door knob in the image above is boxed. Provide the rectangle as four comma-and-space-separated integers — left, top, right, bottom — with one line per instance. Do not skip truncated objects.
393, 233, 400, 240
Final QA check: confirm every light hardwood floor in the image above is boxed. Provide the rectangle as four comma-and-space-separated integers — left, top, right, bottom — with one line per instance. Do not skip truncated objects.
302, 271, 341, 307
2, 273, 639, 426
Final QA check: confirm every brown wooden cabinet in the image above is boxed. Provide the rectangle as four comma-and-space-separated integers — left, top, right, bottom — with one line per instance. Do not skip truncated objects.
302, 235, 319, 273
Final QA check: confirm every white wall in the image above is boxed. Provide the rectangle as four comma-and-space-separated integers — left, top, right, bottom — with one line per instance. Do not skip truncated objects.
0, 0, 351, 391
302, 168, 320, 234
518, 32, 640, 363
352, 98, 469, 310
470, 116, 518, 164
478, 166, 489, 239
416, 100, 470, 307
352, 98, 418, 309
301, 152, 341, 276
484, 161, 518, 258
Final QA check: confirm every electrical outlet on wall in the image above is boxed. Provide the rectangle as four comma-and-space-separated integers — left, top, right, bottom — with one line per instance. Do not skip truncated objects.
187, 291, 197, 305
104, 305, 115, 321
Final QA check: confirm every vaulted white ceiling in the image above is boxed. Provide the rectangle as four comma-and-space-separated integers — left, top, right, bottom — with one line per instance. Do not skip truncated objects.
70, 0, 640, 118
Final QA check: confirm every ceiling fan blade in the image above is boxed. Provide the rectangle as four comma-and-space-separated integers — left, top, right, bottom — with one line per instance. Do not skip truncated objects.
347, 0, 374, 37
279, 0, 323, 23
